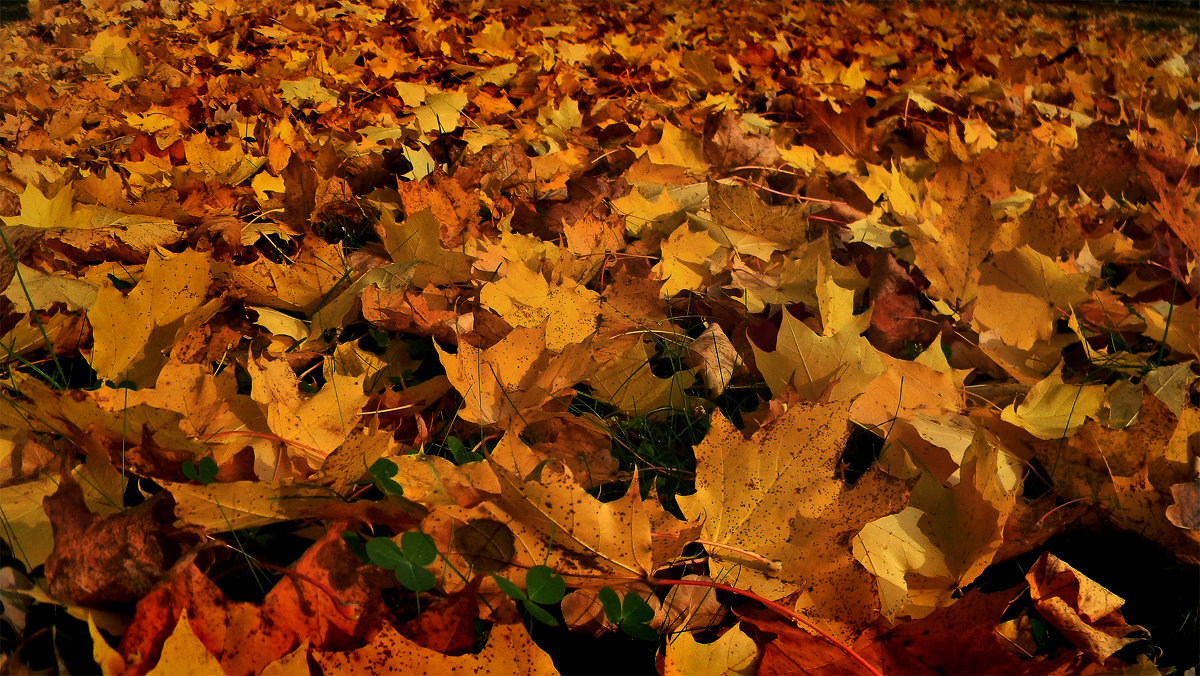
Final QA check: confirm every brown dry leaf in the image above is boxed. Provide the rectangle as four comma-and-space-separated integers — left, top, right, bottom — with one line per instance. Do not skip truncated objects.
1165, 460, 1200, 530
704, 111, 782, 170
398, 577, 482, 655
521, 414, 620, 490
0, 446, 124, 569
686, 323, 743, 395
44, 474, 189, 605
263, 526, 390, 652
709, 180, 811, 249
877, 585, 1086, 675
659, 574, 727, 633
1026, 552, 1148, 664
677, 401, 909, 640
89, 360, 279, 476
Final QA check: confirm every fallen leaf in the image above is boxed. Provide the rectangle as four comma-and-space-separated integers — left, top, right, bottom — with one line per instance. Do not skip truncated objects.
310, 605, 559, 675
677, 401, 909, 639
662, 622, 758, 676
1025, 552, 1148, 664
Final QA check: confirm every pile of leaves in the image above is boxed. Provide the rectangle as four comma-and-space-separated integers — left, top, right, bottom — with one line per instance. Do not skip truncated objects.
1, 0, 1198, 673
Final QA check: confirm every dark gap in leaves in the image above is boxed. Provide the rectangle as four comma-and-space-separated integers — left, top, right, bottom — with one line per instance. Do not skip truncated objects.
838, 425, 883, 485
526, 613, 659, 675
402, 337, 446, 383
713, 383, 767, 429
1022, 458, 1054, 499
1044, 529, 1198, 671
12, 602, 98, 674
232, 362, 253, 395
595, 410, 705, 518
313, 204, 380, 253
208, 523, 314, 602
252, 233, 299, 263
297, 356, 327, 394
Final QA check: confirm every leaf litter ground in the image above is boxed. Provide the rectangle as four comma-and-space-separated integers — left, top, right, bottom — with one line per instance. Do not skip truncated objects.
1, 0, 1198, 674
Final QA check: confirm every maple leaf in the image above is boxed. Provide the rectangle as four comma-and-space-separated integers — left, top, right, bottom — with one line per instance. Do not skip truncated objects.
852, 426, 1022, 621
248, 352, 369, 465
435, 327, 596, 428
662, 622, 758, 676
973, 246, 1091, 351
483, 431, 660, 584
677, 401, 909, 639
86, 249, 220, 385
908, 159, 999, 308
310, 606, 558, 675
752, 309, 885, 403
708, 180, 812, 249
1000, 367, 1106, 440
479, 263, 601, 352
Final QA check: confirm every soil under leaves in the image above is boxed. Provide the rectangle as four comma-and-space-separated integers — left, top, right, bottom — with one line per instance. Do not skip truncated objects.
1, 0, 1198, 674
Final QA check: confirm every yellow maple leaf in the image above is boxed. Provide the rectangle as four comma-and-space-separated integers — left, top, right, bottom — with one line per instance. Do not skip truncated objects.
435, 327, 595, 427
81, 28, 143, 86
640, 122, 710, 176
1000, 367, 1106, 439
853, 427, 1020, 621
145, 609, 224, 676
678, 401, 908, 640
663, 622, 758, 676
248, 351, 368, 463
611, 187, 685, 237
2, 183, 82, 229
87, 248, 222, 386
479, 264, 600, 352
653, 226, 727, 297
752, 310, 884, 402
588, 338, 696, 416
973, 246, 1091, 351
